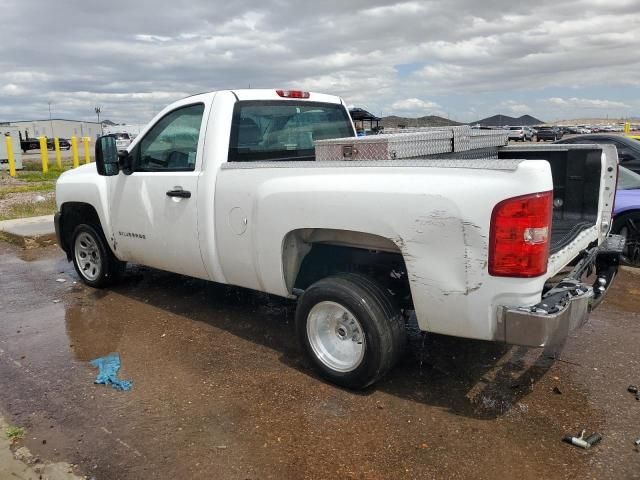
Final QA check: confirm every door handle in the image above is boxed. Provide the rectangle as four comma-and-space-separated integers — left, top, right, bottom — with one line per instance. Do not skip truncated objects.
166, 189, 191, 198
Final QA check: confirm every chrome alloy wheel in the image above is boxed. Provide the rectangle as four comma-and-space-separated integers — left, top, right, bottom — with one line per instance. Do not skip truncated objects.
306, 301, 365, 373
74, 232, 102, 281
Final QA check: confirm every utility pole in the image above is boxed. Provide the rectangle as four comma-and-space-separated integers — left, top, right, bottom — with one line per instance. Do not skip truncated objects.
95, 106, 102, 134
48, 101, 54, 138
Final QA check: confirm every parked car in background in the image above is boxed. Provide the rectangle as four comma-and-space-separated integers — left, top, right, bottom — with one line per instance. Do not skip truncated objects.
613, 167, 640, 266
47, 138, 71, 150
20, 138, 40, 152
525, 126, 536, 140
555, 135, 640, 174
508, 126, 532, 141
536, 126, 563, 141
22, 137, 71, 152
105, 132, 132, 152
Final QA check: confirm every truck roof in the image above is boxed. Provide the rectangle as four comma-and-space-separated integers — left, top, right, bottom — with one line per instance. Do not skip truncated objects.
184, 89, 344, 105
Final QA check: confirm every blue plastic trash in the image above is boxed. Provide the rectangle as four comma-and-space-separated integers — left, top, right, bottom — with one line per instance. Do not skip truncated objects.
89, 353, 133, 391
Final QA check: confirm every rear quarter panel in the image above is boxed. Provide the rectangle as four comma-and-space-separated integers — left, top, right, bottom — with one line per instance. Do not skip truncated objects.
214, 159, 553, 341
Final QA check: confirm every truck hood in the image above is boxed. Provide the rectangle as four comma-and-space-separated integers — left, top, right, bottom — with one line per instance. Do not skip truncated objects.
58, 162, 98, 180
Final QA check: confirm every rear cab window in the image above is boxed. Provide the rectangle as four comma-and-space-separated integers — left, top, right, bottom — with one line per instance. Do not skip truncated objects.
228, 101, 354, 162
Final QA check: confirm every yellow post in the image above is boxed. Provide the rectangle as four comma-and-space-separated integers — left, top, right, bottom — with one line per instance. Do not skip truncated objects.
624, 122, 631, 134
82, 136, 90, 164
39, 136, 49, 173
5, 135, 16, 177
54, 137, 62, 169
71, 136, 79, 168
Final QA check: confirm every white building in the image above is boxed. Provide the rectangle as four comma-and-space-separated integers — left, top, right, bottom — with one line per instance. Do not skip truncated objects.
7, 119, 102, 140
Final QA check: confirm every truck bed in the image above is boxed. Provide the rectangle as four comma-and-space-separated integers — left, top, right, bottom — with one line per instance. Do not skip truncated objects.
498, 145, 604, 255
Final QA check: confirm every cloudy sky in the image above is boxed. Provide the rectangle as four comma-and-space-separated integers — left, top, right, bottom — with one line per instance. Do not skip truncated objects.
1, 0, 639, 124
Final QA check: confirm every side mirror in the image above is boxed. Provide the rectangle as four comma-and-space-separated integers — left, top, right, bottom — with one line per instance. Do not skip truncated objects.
95, 136, 119, 176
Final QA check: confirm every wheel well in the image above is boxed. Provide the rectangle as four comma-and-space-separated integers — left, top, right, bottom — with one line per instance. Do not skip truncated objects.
613, 209, 640, 230
283, 229, 413, 309
60, 202, 101, 256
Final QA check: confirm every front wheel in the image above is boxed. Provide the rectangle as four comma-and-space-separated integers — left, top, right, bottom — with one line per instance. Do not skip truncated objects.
296, 273, 405, 389
612, 213, 640, 266
71, 224, 125, 288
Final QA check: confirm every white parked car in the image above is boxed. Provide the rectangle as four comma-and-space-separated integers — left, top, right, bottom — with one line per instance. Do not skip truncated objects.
508, 126, 533, 141
106, 132, 132, 152
54, 89, 623, 389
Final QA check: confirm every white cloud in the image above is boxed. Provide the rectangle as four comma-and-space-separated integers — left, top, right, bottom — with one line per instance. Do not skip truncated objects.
390, 98, 442, 114
501, 100, 531, 114
0, 0, 638, 123
509, 104, 530, 114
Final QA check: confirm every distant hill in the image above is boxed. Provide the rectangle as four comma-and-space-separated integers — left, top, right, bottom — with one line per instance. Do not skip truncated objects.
101, 119, 117, 126
381, 115, 463, 129
472, 114, 544, 127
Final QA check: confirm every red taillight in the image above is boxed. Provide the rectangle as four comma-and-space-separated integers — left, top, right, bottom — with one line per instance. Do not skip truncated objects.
276, 89, 310, 99
489, 191, 553, 277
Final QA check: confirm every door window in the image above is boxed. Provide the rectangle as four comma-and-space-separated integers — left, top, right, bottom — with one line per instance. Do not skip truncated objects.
136, 103, 205, 171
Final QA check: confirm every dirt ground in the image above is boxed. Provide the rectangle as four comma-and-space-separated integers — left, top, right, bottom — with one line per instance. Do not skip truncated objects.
0, 242, 639, 479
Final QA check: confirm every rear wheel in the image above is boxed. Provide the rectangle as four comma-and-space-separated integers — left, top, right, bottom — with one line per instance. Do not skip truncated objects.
296, 273, 405, 389
71, 224, 125, 287
612, 212, 640, 266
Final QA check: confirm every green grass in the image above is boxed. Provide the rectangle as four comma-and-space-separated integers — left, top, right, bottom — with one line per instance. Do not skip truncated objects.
0, 197, 56, 221
5, 426, 25, 442
0, 183, 55, 200
15, 167, 68, 183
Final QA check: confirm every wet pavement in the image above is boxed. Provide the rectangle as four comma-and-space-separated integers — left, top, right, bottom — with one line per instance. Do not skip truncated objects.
1, 241, 639, 479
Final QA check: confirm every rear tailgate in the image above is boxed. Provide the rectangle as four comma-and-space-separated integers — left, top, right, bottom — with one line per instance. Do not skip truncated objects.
498, 144, 618, 276
495, 144, 623, 346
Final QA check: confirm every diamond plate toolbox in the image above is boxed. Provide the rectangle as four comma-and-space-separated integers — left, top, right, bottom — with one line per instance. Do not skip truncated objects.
314, 126, 508, 161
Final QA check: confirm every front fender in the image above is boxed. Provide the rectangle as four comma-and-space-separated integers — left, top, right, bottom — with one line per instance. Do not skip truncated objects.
55, 165, 115, 251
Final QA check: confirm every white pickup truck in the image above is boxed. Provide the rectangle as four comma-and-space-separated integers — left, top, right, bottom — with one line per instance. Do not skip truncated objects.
55, 89, 623, 389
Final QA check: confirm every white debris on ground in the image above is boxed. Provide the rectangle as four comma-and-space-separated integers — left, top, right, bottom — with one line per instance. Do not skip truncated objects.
0, 190, 56, 217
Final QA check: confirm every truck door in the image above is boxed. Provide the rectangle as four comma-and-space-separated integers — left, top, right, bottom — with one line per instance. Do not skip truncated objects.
108, 103, 209, 280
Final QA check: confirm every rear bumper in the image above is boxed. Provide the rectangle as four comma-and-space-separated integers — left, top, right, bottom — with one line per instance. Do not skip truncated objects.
496, 235, 624, 347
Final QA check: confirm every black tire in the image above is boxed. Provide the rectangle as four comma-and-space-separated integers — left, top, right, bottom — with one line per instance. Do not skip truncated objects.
71, 224, 125, 288
612, 212, 640, 266
295, 273, 405, 389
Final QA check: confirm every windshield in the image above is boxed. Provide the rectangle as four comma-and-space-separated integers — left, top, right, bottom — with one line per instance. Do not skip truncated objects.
509, 127, 522, 131
228, 101, 353, 162
618, 166, 640, 190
